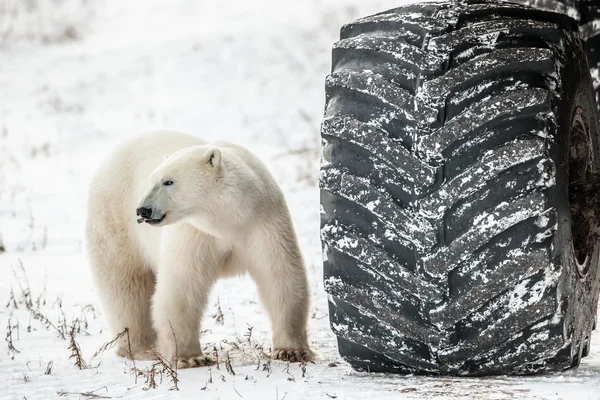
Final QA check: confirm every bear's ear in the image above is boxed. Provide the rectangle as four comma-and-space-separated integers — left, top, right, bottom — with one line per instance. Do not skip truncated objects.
202, 148, 221, 168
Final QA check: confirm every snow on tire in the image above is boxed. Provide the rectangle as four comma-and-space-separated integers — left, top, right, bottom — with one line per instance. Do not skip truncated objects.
320, 0, 600, 375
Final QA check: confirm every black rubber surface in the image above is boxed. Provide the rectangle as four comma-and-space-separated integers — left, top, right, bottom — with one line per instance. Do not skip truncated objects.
508, 0, 600, 108
320, 0, 600, 375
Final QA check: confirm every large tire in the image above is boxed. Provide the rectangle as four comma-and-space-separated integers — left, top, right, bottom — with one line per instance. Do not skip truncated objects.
320, 0, 600, 375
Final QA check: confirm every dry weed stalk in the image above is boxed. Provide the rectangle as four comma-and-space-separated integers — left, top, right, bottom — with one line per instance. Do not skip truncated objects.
57, 299, 69, 338
125, 328, 139, 384
90, 328, 128, 360
283, 363, 295, 381
233, 382, 243, 398
212, 345, 220, 370
68, 320, 87, 369
5, 287, 17, 309
263, 359, 272, 377
143, 363, 158, 390
234, 327, 267, 367
13, 260, 33, 308
225, 351, 235, 375
57, 386, 111, 398
5, 318, 20, 359
212, 297, 224, 324
78, 304, 97, 330
45, 361, 53, 375
244, 325, 253, 344
35, 281, 47, 308
150, 348, 179, 391
28, 306, 65, 339
169, 321, 178, 389
14, 260, 65, 339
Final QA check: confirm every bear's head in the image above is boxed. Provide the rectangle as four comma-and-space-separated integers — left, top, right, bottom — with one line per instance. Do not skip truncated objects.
136, 145, 222, 226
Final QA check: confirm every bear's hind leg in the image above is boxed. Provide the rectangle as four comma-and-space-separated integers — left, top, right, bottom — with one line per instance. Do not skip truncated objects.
87, 235, 156, 360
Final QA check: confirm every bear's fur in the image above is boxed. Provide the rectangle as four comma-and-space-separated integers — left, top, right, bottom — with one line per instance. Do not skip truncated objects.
85, 131, 313, 368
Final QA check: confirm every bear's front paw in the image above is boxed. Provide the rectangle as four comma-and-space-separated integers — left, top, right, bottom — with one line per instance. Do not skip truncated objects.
271, 348, 314, 362
175, 355, 216, 369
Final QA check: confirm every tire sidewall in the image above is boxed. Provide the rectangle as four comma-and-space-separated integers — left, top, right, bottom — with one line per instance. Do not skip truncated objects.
553, 31, 600, 363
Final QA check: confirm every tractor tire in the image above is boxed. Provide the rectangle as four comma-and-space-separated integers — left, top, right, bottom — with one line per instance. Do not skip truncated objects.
320, 0, 600, 375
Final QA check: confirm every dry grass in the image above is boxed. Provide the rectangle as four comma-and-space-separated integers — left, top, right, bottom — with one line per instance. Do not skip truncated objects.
263, 358, 272, 377
142, 363, 159, 390
68, 320, 87, 369
212, 297, 224, 325
90, 328, 128, 361
225, 351, 235, 375
150, 348, 179, 391
244, 325, 253, 344
57, 386, 111, 399
11, 259, 66, 339
44, 360, 53, 375
5, 287, 17, 309
5, 318, 20, 359
78, 304, 97, 330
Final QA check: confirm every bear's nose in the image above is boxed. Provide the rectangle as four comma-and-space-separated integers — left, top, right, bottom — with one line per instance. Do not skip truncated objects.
136, 207, 153, 219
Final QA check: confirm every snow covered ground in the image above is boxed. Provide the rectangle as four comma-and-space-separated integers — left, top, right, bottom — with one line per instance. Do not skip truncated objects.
1, 0, 599, 399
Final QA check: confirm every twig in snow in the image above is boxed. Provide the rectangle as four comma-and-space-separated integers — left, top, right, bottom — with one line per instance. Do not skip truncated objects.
35, 281, 47, 308
56, 299, 68, 338
150, 348, 178, 391
233, 382, 243, 398
143, 363, 158, 390
28, 306, 65, 339
244, 325, 253, 344
126, 328, 138, 384
5, 286, 18, 309
57, 386, 113, 398
283, 363, 295, 381
169, 322, 178, 389
225, 351, 235, 375
15, 260, 65, 339
212, 297, 224, 324
78, 304, 97, 330
263, 359, 272, 377
213, 345, 220, 370
91, 328, 128, 360
68, 320, 87, 369
6, 319, 19, 359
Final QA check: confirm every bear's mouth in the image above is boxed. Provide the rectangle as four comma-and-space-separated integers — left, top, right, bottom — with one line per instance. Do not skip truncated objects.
137, 214, 165, 225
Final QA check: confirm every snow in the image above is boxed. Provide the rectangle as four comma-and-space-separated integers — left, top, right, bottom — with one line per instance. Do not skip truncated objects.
1, 0, 600, 399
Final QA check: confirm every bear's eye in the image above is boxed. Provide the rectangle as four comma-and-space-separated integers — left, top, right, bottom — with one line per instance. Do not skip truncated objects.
163, 180, 174, 186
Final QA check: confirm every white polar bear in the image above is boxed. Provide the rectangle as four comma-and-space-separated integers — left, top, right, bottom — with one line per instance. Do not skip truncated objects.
85, 131, 313, 368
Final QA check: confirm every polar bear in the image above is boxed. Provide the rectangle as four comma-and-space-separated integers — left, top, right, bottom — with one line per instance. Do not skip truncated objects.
85, 131, 313, 368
